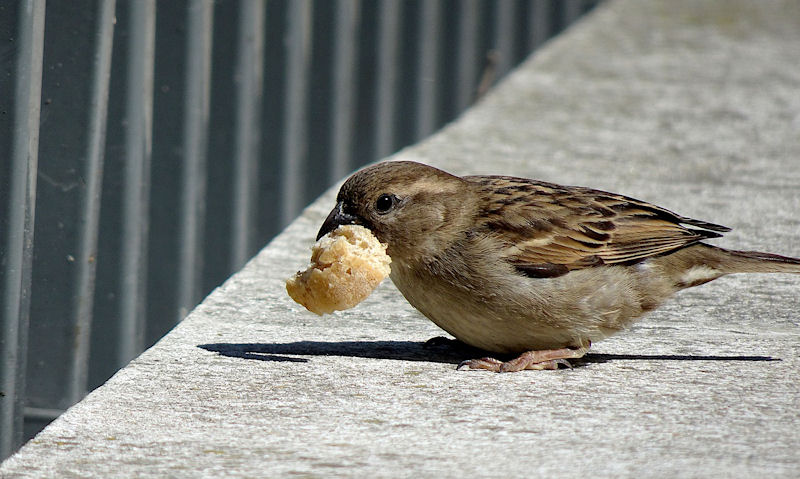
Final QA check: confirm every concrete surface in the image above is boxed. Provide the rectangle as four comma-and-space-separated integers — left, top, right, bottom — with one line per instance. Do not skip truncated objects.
3, 0, 800, 477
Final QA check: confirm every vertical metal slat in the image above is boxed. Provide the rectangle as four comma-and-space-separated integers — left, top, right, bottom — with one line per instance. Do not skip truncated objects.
493, 0, 515, 80
414, 0, 441, 141
563, 0, 584, 25
455, 0, 479, 112
231, 0, 265, 270
67, 0, 117, 406
528, 0, 551, 51
119, 0, 156, 366
373, 0, 401, 160
177, 0, 214, 321
280, 0, 313, 226
0, 0, 45, 460
329, 0, 361, 182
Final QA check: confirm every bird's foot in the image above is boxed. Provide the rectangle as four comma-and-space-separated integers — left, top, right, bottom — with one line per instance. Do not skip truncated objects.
456, 344, 590, 373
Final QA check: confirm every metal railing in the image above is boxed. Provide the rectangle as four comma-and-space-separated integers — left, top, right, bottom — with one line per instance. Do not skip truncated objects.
0, 0, 596, 460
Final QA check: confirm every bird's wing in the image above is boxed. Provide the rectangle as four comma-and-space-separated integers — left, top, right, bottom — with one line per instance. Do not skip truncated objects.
466, 175, 730, 278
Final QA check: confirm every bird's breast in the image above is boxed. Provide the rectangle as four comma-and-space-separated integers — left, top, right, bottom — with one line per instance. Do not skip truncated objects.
387, 257, 575, 352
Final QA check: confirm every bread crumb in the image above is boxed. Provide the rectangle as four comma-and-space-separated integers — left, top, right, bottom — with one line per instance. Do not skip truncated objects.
286, 225, 391, 315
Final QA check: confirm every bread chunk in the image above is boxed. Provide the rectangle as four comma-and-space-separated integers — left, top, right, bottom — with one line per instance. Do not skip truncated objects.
286, 225, 391, 315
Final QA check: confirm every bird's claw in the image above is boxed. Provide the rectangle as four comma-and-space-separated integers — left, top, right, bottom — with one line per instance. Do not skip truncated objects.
457, 347, 587, 372
456, 357, 503, 371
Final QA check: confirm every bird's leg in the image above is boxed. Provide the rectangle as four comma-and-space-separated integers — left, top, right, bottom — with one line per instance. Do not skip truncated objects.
457, 342, 591, 373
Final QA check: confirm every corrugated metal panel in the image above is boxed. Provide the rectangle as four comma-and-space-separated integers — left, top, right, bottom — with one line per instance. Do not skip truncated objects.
230, 0, 265, 270
455, 0, 480, 113
67, 0, 117, 406
329, 0, 361, 183
0, 0, 598, 461
281, 0, 313, 227
374, 0, 401, 160
0, 0, 45, 460
177, 0, 214, 320
414, 0, 442, 141
119, 0, 156, 366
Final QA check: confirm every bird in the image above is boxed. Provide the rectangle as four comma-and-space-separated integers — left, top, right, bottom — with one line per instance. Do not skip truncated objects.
315, 160, 800, 372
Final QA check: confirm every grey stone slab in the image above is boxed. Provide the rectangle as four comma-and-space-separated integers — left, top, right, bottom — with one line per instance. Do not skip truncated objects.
3, 0, 800, 477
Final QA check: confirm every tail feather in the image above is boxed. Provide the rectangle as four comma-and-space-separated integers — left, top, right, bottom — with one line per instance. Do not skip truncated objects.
724, 249, 800, 274
657, 244, 800, 290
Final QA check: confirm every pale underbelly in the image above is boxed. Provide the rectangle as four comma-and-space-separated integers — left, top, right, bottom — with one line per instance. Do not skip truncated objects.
391, 265, 665, 354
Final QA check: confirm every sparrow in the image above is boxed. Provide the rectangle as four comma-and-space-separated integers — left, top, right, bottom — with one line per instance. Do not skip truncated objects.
316, 160, 800, 372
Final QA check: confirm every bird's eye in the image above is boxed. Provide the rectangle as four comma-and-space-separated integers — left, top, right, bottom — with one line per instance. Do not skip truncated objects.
374, 193, 396, 214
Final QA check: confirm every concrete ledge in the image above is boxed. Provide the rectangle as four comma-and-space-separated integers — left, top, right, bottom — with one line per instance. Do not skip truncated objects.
3, 0, 800, 476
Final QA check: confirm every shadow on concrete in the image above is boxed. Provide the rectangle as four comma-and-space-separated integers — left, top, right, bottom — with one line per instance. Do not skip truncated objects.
198, 340, 778, 366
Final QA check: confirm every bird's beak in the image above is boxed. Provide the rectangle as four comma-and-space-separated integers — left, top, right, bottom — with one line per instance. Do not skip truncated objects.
316, 201, 364, 240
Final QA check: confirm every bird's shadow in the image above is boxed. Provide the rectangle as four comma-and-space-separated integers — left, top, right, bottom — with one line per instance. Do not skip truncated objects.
197, 338, 778, 367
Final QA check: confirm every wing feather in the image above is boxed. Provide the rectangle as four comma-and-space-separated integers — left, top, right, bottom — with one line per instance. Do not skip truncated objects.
466, 175, 728, 277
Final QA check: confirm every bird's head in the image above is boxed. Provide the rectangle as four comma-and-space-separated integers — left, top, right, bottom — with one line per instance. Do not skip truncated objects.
317, 161, 478, 262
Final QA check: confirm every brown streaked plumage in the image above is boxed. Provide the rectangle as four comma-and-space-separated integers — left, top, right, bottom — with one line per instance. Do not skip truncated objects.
316, 160, 800, 372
